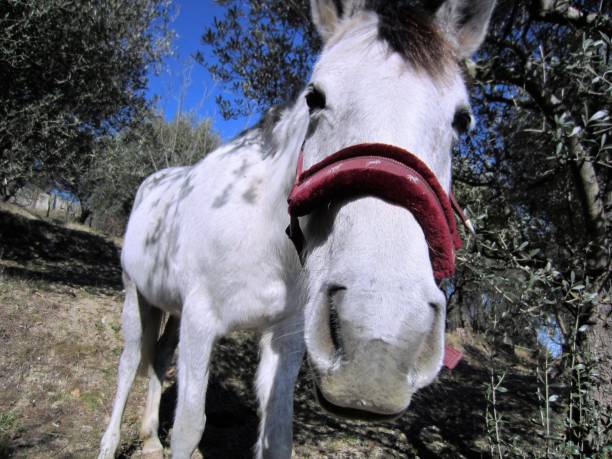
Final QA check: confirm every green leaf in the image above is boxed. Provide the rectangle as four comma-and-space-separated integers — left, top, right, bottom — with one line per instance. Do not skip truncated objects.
589, 110, 609, 122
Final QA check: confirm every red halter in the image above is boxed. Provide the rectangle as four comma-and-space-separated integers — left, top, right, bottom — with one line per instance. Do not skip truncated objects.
287, 143, 463, 280
286, 143, 471, 370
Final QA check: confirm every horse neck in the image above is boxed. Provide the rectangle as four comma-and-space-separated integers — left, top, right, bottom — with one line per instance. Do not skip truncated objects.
261, 100, 309, 212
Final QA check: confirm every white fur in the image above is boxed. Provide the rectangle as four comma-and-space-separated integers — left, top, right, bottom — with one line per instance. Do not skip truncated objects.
98, 1, 494, 457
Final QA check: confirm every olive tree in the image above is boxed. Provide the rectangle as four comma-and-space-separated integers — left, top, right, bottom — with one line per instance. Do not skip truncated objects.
0, 0, 174, 206
85, 112, 220, 234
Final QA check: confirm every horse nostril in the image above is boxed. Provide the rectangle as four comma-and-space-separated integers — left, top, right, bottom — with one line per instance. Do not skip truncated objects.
328, 300, 342, 354
327, 284, 347, 296
327, 285, 346, 355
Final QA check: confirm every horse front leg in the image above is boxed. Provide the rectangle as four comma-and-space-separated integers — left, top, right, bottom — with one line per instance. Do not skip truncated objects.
255, 316, 305, 459
171, 291, 220, 459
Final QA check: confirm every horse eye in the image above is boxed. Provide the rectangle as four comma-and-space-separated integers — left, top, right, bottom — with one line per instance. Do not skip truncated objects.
305, 85, 326, 112
452, 109, 473, 134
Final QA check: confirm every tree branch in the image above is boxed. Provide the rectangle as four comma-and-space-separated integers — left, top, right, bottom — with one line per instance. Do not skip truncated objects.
531, 0, 612, 35
454, 175, 495, 188
476, 63, 557, 124
568, 136, 609, 272
483, 93, 539, 112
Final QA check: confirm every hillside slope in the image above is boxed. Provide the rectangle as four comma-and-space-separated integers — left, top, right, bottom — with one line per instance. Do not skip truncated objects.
0, 206, 547, 458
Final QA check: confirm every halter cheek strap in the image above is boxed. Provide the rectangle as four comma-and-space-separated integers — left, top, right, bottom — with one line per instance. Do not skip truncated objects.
285, 150, 307, 261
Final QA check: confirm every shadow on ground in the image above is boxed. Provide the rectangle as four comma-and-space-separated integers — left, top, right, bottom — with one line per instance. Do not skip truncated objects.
0, 209, 122, 290
115, 332, 540, 459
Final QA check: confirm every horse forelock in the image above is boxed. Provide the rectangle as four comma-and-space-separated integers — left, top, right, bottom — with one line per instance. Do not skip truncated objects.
323, 2, 455, 78
367, 1, 455, 77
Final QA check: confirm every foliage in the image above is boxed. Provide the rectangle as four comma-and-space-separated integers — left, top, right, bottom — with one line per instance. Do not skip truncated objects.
85, 112, 220, 234
457, 1, 611, 454
200, 0, 611, 455
198, 0, 319, 119
0, 0, 174, 201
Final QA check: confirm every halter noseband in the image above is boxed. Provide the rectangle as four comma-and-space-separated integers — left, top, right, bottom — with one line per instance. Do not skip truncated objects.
286, 143, 471, 281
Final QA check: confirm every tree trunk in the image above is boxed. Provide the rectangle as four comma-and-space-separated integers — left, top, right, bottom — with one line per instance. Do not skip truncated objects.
46, 194, 53, 217
32, 189, 40, 209
569, 137, 608, 272
78, 207, 91, 224
586, 301, 612, 450
1, 178, 22, 202
568, 136, 611, 449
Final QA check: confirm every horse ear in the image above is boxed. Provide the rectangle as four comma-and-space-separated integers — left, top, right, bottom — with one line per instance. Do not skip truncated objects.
310, 0, 365, 43
311, 0, 342, 42
434, 0, 496, 58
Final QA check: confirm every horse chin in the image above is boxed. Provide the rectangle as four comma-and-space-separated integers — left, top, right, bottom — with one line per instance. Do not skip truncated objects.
313, 383, 408, 422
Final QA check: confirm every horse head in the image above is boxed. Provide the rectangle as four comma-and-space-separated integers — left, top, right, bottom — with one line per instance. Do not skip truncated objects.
296, 0, 495, 419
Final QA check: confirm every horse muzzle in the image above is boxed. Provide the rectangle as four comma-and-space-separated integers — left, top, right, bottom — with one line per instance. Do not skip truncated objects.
310, 338, 415, 421
314, 384, 408, 422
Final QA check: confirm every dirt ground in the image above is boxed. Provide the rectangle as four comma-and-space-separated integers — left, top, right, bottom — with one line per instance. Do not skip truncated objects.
0, 205, 545, 458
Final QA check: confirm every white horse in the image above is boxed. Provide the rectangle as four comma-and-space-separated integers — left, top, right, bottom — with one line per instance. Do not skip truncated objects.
98, 0, 495, 457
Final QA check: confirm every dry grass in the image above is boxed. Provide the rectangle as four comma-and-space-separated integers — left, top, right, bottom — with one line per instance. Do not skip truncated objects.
0, 276, 147, 458
0, 202, 40, 221
0, 205, 548, 458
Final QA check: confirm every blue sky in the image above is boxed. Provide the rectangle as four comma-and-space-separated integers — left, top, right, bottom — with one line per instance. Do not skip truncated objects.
146, 1, 258, 141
